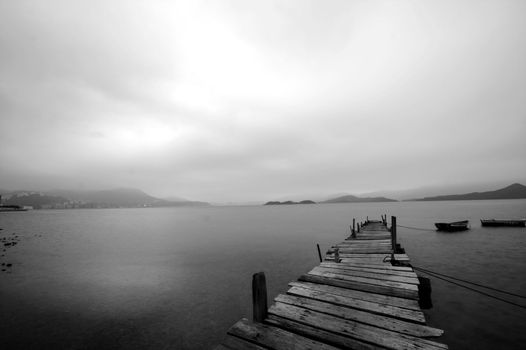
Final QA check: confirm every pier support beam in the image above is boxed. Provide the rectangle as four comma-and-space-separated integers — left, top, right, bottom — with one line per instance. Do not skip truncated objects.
252, 272, 268, 323
391, 216, 397, 251
316, 244, 322, 262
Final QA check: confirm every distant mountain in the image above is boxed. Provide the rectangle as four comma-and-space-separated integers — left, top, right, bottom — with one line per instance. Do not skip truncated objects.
323, 194, 397, 203
61, 188, 160, 207
359, 180, 524, 201
1, 188, 209, 209
264, 200, 316, 205
274, 193, 350, 202
409, 183, 526, 201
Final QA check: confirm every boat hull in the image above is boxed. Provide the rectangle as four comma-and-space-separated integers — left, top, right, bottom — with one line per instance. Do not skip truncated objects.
0, 205, 28, 212
435, 220, 470, 232
481, 219, 526, 227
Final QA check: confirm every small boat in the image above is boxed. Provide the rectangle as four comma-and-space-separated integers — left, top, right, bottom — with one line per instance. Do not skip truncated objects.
480, 219, 526, 227
0, 194, 28, 212
435, 220, 470, 232
0, 205, 28, 212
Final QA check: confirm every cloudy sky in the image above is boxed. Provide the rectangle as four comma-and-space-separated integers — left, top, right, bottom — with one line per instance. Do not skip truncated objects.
1, 0, 525, 202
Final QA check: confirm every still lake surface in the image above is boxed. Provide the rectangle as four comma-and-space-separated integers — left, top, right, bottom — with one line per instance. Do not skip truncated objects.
1, 200, 525, 349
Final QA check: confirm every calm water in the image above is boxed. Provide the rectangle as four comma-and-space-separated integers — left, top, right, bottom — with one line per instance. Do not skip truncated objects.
1, 200, 525, 349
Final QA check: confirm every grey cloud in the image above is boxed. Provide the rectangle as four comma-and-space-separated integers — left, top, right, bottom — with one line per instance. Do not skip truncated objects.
1, 1, 525, 202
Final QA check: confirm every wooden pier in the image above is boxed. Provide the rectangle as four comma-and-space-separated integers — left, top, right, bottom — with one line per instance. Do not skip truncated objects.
215, 216, 448, 349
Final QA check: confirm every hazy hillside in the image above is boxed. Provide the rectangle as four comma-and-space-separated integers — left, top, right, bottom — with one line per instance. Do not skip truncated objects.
50, 188, 152, 205
323, 194, 397, 203
1, 188, 209, 208
264, 200, 316, 205
410, 183, 526, 201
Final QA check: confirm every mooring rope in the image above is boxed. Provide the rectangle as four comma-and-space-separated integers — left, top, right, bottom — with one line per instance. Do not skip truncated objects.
413, 266, 526, 299
413, 266, 526, 309
397, 224, 436, 232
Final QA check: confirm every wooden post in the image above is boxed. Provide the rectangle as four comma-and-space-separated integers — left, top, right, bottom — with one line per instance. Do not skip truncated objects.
418, 277, 433, 309
252, 272, 267, 322
366, 216, 369, 223
352, 218, 356, 237
357, 224, 360, 233
391, 216, 397, 251
316, 244, 322, 262
334, 248, 340, 263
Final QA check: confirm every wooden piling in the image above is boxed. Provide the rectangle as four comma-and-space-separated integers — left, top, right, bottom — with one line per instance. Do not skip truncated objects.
252, 272, 268, 322
316, 244, 322, 263
391, 216, 397, 251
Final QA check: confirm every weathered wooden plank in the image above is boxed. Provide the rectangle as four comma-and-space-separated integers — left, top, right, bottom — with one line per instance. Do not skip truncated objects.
338, 239, 391, 243
335, 253, 409, 259
327, 254, 391, 260
266, 315, 384, 350
338, 258, 395, 265
276, 293, 443, 337
334, 262, 414, 272
354, 236, 387, 242
337, 240, 391, 245
328, 248, 393, 254
307, 269, 418, 292
289, 281, 421, 310
334, 257, 398, 263
268, 303, 448, 350
287, 285, 425, 323
227, 318, 340, 350
320, 262, 418, 278
332, 246, 393, 251
312, 266, 420, 285
326, 258, 391, 266
300, 273, 419, 299
355, 232, 391, 235
326, 256, 392, 264
220, 335, 267, 350
335, 256, 411, 264
333, 242, 392, 247
333, 248, 392, 253
354, 236, 392, 240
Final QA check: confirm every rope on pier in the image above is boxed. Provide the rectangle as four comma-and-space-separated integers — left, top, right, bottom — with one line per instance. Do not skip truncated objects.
413, 266, 526, 309
413, 266, 526, 299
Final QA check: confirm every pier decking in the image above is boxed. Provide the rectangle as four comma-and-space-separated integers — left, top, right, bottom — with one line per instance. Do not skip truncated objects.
215, 217, 448, 349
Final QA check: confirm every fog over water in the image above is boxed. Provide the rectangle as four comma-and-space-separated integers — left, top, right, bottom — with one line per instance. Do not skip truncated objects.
1, 1, 526, 202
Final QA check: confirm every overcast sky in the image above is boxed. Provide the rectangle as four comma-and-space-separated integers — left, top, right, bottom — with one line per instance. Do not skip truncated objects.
1, 0, 525, 202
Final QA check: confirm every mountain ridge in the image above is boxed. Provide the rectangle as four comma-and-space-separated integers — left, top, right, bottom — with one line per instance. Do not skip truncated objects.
1, 188, 209, 209
408, 183, 526, 201
323, 194, 397, 203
